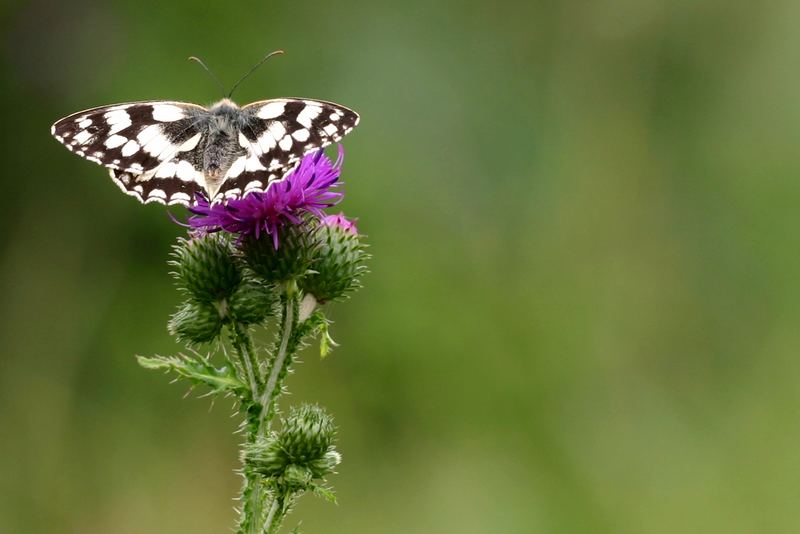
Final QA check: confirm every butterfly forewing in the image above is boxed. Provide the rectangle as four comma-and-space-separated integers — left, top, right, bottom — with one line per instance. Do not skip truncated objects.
222, 99, 359, 197
51, 101, 207, 172
52, 101, 210, 203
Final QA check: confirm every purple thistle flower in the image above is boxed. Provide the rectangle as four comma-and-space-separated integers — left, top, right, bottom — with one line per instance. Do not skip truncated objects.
189, 146, 345, 249
321, 213, 359, 235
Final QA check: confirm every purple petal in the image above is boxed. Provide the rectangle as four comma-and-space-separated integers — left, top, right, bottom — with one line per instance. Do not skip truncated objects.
185, 146, 346, 249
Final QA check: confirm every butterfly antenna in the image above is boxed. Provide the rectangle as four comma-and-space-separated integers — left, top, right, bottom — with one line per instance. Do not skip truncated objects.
228, 49, 284, 98
188, 56, 227, 100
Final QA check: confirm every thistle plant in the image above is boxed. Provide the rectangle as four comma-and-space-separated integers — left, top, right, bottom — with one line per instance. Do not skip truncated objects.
137, 146, 368, 534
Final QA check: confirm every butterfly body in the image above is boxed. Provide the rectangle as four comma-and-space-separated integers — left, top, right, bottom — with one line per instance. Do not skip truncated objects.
196, 99, 249, 195
51, 97, 359, 205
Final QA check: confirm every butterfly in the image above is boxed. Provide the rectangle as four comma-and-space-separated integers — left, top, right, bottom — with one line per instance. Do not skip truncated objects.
51, 97, 359, 205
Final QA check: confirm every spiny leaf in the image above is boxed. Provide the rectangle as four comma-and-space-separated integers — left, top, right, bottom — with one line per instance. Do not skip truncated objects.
137, 353, 245, 396
311, 483, 337, 504
299, 309, 337, 358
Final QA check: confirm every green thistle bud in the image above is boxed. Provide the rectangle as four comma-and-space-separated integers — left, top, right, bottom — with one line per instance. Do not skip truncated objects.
243, 435, 285, 477
279, 404, 337, 462
244, 404, 339, 481
241, 221, 318, 283
299, 214, 369, 303
228, 276, 278, 325
171, 234, 242, 303
167, 300, 224, 344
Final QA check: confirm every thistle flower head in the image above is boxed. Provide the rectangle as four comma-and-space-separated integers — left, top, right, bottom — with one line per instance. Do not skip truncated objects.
188, 147, 345, 249
168, 300, 224, 344
300, 213, 369, 303
320, 213, 359, 235
170, 233, 242, 304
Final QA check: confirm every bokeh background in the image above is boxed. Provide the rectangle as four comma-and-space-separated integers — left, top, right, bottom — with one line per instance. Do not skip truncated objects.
3, 0, 800, 532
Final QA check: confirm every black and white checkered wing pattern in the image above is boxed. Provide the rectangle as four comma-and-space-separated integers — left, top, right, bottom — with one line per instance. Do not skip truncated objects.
223, 98, 359, 197
51, 101, 208, 205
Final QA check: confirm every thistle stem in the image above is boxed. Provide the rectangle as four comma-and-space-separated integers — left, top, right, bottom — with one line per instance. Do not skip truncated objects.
237, 282, 301, 533
230, 319, 261, 398
262, 497, 280, 534
246, 481, 264, 534
258, 282, 298, 434
262, 492, 294, 534
237, 282, 310, 533
229, 321, 265, 534
236, 466, 263, 534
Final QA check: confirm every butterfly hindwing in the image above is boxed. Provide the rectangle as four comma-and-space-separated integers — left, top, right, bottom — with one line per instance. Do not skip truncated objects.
220, 99, 359, 198
109, 169, 203, 205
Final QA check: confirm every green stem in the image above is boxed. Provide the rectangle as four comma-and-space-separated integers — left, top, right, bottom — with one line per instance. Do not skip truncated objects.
246, 479, 264, 534
262, 497, 280, 534
262, 492, 293, 534
229, 319, 261, 398
230, 322, 265, 534
236, 467, 263, 534
237, 281, 309, 533
258, 282, 299, 434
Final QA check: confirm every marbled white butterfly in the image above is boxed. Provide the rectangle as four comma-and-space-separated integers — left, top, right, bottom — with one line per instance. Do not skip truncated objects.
50, 54, 359, 205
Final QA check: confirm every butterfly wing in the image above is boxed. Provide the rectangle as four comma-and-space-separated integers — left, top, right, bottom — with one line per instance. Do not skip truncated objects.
51, 101, 209, 204
219, 98, 359, 199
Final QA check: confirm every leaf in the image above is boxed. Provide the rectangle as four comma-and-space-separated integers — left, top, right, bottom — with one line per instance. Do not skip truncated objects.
319, 326, 338, 359
311, 483, 338, 504
136, 353, 245, 396
300, 310, 338, 358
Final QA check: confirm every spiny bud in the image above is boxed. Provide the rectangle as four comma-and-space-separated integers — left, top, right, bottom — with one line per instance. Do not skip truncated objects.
168, 300, 224, 344
279, 404, 337, 462
171, 234, 242, 303
243, 435, 285, 477
241, 220, 318, 283
244, 404, 339, 481
299, 214, 369, 303
228, 276, 278, 325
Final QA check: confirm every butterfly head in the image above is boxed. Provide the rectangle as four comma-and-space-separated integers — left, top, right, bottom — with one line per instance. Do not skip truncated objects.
210, 98, 240, 111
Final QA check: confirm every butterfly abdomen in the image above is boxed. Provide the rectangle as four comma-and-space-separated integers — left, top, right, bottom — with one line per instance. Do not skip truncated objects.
203, 128, 245, 194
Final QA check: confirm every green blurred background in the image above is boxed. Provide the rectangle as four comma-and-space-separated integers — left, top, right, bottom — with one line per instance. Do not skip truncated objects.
3, 0, 800, 532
